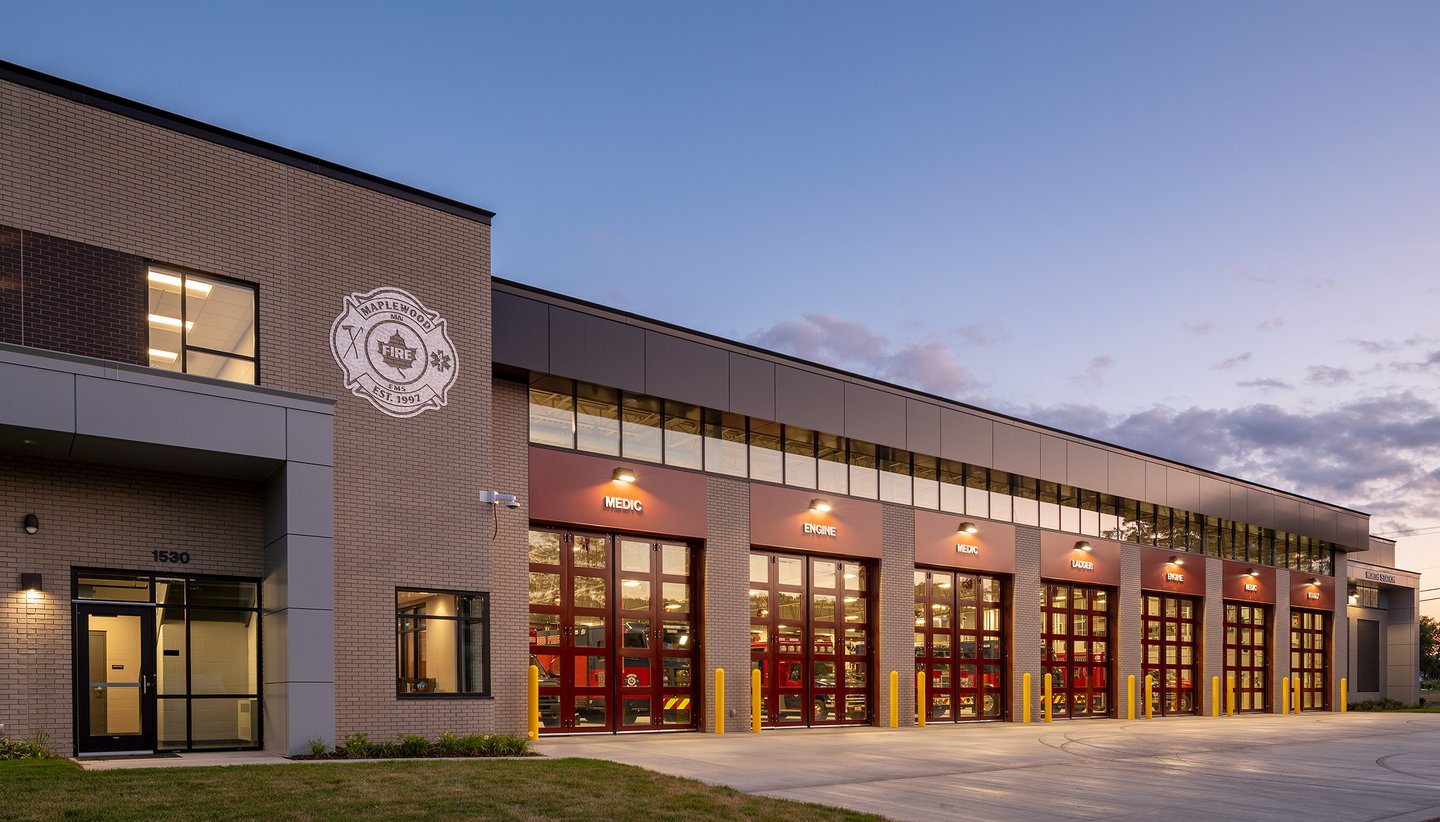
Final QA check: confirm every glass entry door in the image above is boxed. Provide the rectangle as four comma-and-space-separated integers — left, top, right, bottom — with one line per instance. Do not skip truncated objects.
1224, 602, 1269, 712
76, 604, 156, 754
527, 529, 697, 733
749, 551, 872, 727
1040, 584, 1112, 718
1290, 609, 1329, 711
1140, 593, 1200, 715
914, 569, 1006, 721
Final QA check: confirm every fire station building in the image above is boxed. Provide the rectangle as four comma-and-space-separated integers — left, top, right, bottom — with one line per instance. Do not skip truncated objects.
0, 60, 1422, 756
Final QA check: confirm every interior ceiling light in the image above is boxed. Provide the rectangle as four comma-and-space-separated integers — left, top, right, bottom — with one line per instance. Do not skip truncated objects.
809, 498, 832, 513
612, 467, 637, 483
147, 313, 194, 331
958, 522, 978, 535
148, 270, 212, 296
147, 348, 178, 363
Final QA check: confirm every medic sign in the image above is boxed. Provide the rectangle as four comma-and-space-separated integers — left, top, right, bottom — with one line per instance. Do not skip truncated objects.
1290, 574, 1334, 610
1222, 560, 1275, 604
913, 510, 1016, 573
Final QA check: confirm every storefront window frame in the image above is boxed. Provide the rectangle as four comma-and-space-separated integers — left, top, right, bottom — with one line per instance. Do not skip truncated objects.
394, 587, 491, 699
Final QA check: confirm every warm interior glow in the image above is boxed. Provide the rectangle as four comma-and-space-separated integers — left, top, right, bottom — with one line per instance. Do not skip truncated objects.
622, 580, 641, 588
147, 348, 178, 363
148, 270, 212, 296
147, 313, 194, 331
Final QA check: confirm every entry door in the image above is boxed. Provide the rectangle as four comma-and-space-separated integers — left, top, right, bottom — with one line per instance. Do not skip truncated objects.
1224, 603, 1269, 712
76, 604, 156, 753
1140, 594, 1199, 715
1290, 609, 1329, 711
616, 538, 697, 730
749, 551, 872, 728
528, 529, 698, 733
915, 570, 1006, 722
1040, 584, 1112, 718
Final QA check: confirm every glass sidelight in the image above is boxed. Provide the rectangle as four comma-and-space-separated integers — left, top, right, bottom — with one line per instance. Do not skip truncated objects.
914, 570, 1006, 722
1290, 610, 1329, 711
528, 529, 697, 733
749, 551, 872, 727
1140, 594, 1200, 715
1224, 603, 1269, 712
1040, 584, 1112, 718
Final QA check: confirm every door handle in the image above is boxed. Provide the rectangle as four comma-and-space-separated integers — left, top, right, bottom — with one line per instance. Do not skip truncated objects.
141, 675, 150, 695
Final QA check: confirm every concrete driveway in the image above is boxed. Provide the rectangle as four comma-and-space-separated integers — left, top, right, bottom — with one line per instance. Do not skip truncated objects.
536, 713, 1440, 821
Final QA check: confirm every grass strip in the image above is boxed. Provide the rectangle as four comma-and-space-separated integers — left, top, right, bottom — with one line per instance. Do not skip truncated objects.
1, 758, 886, 822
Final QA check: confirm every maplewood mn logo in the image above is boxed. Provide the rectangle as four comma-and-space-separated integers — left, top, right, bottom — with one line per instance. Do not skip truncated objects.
329, 287, 459, 418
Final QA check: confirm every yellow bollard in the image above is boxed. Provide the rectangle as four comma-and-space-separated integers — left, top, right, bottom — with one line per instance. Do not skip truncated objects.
1211, 676, 1220, 717
889, 671, 899, 729
1043, 673, 1053, 723
1144, 674, 1154, 720
752, 668, 762, 732
1293, 675, 1302, 715
527, 664, 540, 741
1281, 676, 1289, 715
916, 670, 926, 727
1341, 677, 1347, 713
1022, 672, 1032, 724
1127, 675, 1135, 720
716, 668, 725, 734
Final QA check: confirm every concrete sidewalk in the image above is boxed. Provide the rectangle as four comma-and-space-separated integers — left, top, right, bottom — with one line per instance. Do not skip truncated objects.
536, 712, 1440, 821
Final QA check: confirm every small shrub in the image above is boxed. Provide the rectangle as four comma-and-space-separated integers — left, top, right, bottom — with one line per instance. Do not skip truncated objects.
1348, 698, 1407, 712
435, 731, 463, 756
0, 733, 58, 760
306, 738, 330, 758
398, 734, 432, 757
370, 741, 400, 758
340, 732, 372, 759
482, 734, 530, 757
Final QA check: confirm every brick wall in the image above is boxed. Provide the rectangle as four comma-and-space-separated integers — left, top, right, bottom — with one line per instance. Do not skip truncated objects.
705, 476, 750, 732
1118, 545, 1142, 716
2, 76, 496, 742
0, 455, 262, 751
1203, 556, 1224, 715
879, 504, 915, 726
1010, 525, 1042, 721
1274, 568, 1291, 711
0, 227, 148, 363
490, 378, 531, 733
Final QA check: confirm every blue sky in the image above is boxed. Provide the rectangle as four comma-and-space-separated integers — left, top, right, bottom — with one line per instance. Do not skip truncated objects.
4, 2, 1439, 594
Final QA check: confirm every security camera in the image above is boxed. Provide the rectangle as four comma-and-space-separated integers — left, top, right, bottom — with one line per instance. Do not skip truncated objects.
480, 490, 521, 509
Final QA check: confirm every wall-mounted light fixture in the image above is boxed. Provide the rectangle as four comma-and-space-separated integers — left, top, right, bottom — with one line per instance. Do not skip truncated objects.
1246, 568, 1256, 576
1310, 577, 1321, 586
22, 514, 39, 535
612, 467, 637, 483
1168, 555, 1184, 566
1075, 541, 1092, 552
958, 522, 978, 535
19, 573, 42, 593
809, 498, 832, 513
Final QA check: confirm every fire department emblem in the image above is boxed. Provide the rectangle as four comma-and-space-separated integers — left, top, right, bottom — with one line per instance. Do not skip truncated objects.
329, 287, 459, 418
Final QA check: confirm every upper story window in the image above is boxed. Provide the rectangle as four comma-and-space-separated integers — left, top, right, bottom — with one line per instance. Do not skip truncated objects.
146, 267, 257, 385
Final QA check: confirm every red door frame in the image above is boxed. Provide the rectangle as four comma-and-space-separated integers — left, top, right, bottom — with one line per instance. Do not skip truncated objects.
1140, 593, 1200, 716
914, 569, 1007, 722
1040, 583, 1113, 718
1223, 601, 1270, 712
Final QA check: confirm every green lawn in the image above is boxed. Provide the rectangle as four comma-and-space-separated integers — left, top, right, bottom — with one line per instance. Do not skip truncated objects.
0, 758, 886, 822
